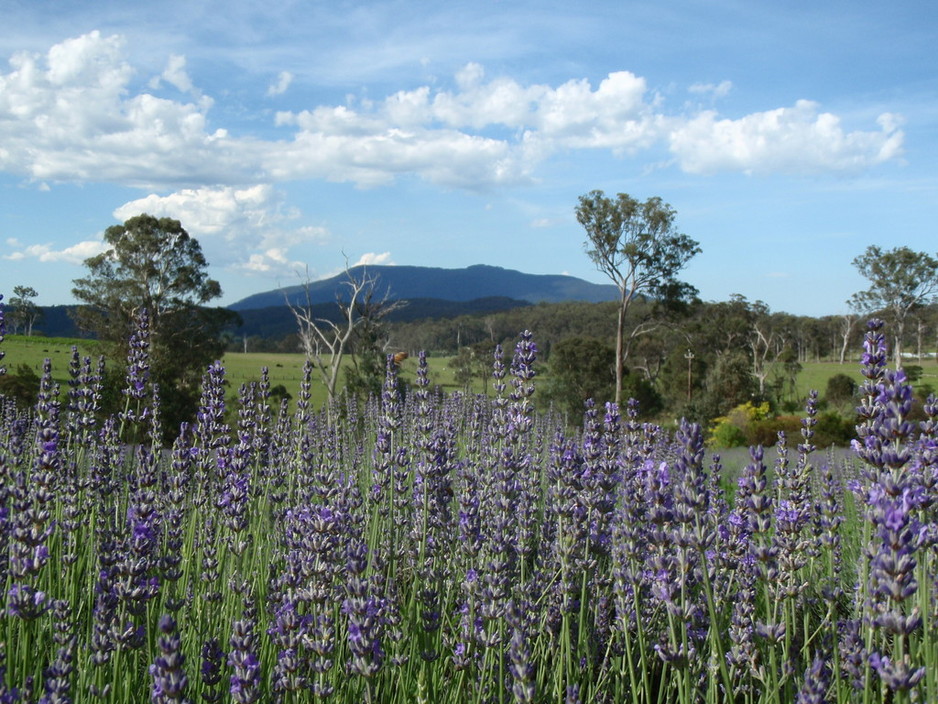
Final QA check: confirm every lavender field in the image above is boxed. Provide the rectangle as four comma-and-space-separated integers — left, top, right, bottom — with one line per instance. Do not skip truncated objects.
0, 301, 934, 703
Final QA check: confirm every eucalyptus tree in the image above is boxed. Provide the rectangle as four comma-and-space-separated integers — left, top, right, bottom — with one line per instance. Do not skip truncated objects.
8, 285, 41, 336
576, 190, 700, 404
71, 213, 237, 436
850, 245, 938, 366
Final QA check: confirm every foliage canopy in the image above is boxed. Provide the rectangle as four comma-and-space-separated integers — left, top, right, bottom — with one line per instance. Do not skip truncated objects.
576, 190, 700, 404
71, 213, 237, 436
850, 245, 938, 364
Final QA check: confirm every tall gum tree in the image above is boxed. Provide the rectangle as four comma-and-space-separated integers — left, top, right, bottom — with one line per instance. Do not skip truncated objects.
850, 245, 938, 367
576, 190, 700, 405
8, 285, 41, 336
71, 213, 237, 436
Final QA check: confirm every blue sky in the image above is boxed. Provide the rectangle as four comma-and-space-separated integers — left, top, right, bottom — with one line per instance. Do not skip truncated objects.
0, 0, 935, 317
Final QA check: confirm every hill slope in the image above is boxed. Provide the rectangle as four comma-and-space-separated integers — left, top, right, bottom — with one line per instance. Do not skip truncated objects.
229, 264, 618, 310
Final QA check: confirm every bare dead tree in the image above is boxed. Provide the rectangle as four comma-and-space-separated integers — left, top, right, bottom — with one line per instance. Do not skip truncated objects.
747, 301, 790, 398
839, 312, 858, 365
287, 264, 405, 409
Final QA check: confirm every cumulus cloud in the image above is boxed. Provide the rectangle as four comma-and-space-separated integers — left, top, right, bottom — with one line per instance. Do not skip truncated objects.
354, 252, 393, 266
669, 99, 904, 174
153, 54, 195, 93
688, 80, 732, 98
0, 32, 907, 193
3, 236, 107, 264
114, 185, 329, 277
267, 71, 293, 96
234, 247, 307, 275
0, 31, 229, 187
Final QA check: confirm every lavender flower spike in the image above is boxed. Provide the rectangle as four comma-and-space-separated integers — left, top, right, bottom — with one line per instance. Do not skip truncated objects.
0, 294, 5, 375
149, 614, 191, 703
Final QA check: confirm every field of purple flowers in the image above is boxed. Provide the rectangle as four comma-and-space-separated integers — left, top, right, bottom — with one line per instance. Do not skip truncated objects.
0, 295, 935, 703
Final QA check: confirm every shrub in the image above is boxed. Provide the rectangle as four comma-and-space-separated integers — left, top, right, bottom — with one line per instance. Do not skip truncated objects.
825, 373, 857, 406
0, 363, 40, 409
708, 421, 748, 448
747, 414, 803, 447
814, 411, 856, 447
707, 401, 771, 447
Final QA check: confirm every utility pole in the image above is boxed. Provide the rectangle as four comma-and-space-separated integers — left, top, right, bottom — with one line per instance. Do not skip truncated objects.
684, 349, 695, 402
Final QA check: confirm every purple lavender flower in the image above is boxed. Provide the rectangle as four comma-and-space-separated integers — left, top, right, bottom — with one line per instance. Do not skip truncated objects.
506, 600, 535, 703
0, 294, 6, 375
342, 540, 386, 678
9, 469, 54, 580
795, 656, 830, 704
869, 652, 925, 692
864, 484, 923, 685
229, 609, 261, 704
7, 583, 47, 621
119, 308, 152, 432
199, 638, 225, 704
149, 614, 190, 703
39, 599, 75, 704
268, 599, 312, 696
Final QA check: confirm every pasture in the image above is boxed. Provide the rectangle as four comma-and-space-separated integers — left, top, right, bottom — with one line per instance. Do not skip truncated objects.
6, 333, 935, 412
1, 335, 491, 409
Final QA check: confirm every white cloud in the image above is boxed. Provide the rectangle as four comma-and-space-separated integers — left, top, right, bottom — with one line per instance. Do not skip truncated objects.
688, 80, 732, 98
234, 247, 307, 276
669, 100, 904, 174
114, 185, 329, 276
0, 31, 228, 187
0, 33, 907, 192
354, 252, 393, 266
3, 238, 106, 264
267, 71, 293, 97
157, 54, 194, 94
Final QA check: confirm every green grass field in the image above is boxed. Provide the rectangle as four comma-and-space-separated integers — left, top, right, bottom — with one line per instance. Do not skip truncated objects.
793, 358, 938, 400
0, 335, 100, 377
5, 333, 937, 416
0, 335, 485, 410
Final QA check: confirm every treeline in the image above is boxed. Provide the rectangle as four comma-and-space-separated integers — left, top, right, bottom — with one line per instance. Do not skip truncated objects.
381, 294, 938, 434
11, 293, 938, 442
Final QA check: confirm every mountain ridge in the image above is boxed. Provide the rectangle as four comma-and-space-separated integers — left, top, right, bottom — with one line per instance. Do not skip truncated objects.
229, 263, 618, 310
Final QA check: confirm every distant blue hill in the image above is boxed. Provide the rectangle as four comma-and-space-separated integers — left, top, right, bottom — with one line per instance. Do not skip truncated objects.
26, 265, 618, 339
229, 264, 619, 311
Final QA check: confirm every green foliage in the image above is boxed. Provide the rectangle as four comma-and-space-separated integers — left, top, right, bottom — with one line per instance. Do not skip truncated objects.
70, 214, 239, 437
747, 414, 803, 448
576, 189, 700, 403
708, 421, 748, 448
825, 373, 857, 405
541, 337, 616, 422
622, 372, 663, 417
686, 350, 758, 424
449, 340, 497, 393
8, 285, 42, 336
851, 245, 938, 362
708, 401, 855, 449
814, 411, 856, 447
707, 401, 771, 447
0, 363, 40, 409
269, 383, 292, 403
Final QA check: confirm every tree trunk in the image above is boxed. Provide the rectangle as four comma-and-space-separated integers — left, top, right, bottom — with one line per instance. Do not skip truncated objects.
894, 319, 904, 369
615, 293, 626, 406
839, 315, 856, 365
